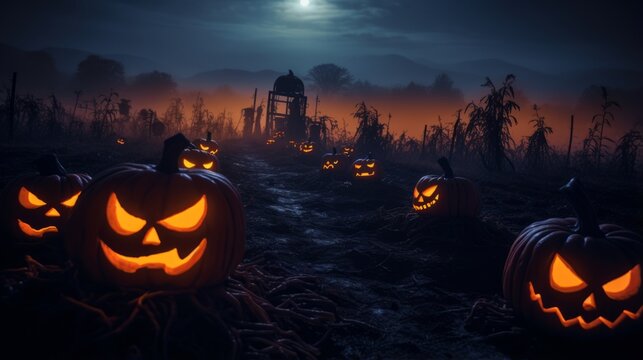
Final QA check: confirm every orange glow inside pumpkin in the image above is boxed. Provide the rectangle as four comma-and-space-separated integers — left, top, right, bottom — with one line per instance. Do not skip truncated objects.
19, 187, 46, 209
603, 265, 641, 300
107, 193, 147, 235
550, 254, 587, 292
100, 238, 207, 275
17, 219, 58, 237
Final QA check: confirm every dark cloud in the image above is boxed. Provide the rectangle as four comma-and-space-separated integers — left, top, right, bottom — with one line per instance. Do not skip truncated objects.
2, 0, 641, 75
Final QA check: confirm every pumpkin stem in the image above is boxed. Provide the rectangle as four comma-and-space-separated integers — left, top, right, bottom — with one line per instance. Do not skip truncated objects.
157, 133, 192, 173
367, 152, 373, 160
206, 131, 212, 141
437, 157, 454, 178
35, 154, 67, 176
560, 178, 602, 237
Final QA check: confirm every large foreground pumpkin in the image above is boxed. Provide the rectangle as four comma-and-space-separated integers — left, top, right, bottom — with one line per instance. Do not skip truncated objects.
503, 178, 643, 338
65, 133, 245, 289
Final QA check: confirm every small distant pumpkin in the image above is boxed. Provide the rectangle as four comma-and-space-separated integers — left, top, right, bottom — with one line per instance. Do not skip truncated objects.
65, 133, 245, 289
351, 153, 380, 181
298, 140, 315, 154
1, 154, 91, 241
341, 145, 355, 157
116, 137, 126, 145
178, 149, 219, 172
193, 131, 220, 155
411, 157, 480, 217
321, 148, 348, 175
266, 138, 276, 145
503, 178, 643, 338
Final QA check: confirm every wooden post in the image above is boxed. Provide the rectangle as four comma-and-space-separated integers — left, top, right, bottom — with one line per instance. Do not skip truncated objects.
8, 72, 16, 141
449, 110, 461, 161
566, 114, 574, 167
314, 95, 319, 121
420, 124, 427, 159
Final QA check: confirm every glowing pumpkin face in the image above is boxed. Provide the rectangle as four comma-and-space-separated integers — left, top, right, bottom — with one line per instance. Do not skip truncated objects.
273, 131, 285, 139
411, 157, 480, 217
65, 134, 245, 289
116, 137, 126, 145
298, 141, 315, 154
193, 131, 220, 155
321, 148, 348, 175
178, 149, 219, 172
1, 154, 90, 241
341, 145, 355, 157
266, 139, 276, 145
351, 154, 380, 181
504, 178, 643, 337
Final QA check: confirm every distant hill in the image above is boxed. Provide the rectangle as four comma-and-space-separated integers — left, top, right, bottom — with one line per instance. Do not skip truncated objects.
183, 69, 283, 89
0, 43, 61, 93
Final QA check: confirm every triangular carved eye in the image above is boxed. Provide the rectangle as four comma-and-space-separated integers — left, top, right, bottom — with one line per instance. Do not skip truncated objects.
61, 192, 81, 207
603, 265, 641, 300
19, 187, 47, 209
199, 144, 209, 151
158, 195, 207, 232
550, 254, 587, 292
183, 159, 196, 169
413, 187, 419, 198
422, 185, 438, 198
203, 161, 214, 170
107, 193, 146, 235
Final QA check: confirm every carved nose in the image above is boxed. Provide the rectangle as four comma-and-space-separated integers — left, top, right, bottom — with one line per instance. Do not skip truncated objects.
142, 227, 161, 246
418, 196, 424, 203
45, 208, 60, 217
583, 293, 596, 311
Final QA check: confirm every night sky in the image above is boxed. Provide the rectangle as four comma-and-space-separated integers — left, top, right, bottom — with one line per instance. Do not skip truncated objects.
3, 0, 642, 77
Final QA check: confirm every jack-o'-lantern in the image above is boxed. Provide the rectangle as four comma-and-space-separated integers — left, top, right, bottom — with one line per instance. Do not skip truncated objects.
266, 138, 276, 145
1, 154, 91, 241
298, 141, 315, 154
321, 148, 348, 175
351, 153, 380, 181
341, 145, 355, 157
411, 157, 480, 217
193, 131, 220, 155
116, 137, 126, 145
274, 131, 285, 139
65, 133, 245, 289
178, 149, 219, 172
503, 178, 643, 337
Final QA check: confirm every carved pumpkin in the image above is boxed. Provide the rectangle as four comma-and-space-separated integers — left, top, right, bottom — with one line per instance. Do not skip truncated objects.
273, 131, 285, 139
411, 157, 480, 217
351, 153, 380, 181
1, 154, 91, 241
193, 131, 220, 155
116, 137, 126, 145
266, 138, 276, 145
503, 178, 643, 337
65, 133, 245, 289
321, 148, 348, 175
178, 149, 219, 172
341, 145, 355, 157
298, 141, 315, 154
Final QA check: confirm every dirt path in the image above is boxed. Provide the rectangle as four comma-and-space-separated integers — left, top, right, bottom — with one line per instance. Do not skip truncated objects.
223, 146, 509, 358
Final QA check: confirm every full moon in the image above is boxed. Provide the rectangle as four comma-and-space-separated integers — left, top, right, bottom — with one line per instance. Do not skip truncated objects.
300, 0, 310, 7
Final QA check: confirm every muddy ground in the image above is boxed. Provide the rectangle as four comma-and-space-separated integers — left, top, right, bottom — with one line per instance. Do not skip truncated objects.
1, 139, 642, 359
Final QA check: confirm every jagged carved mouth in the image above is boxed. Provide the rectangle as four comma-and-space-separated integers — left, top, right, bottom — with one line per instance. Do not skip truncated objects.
302, 149, 313, 153
17, 219, 58, 237
355, 171, 375, 177
99, 238, 207, 276
322, 164, 335, 170
529, 282, 643, 330
413, 194, 439, 211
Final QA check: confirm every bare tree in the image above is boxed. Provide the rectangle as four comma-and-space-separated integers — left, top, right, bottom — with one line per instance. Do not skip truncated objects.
307, 64, 353, 94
